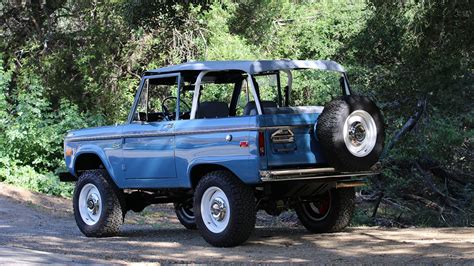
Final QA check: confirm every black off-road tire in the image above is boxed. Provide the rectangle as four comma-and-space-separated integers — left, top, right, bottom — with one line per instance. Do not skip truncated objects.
295, 188, 355, 233
73, 170, 123, 237
194, 171, 256, 247
317, 95, 385, 171
174, 201, 197, 230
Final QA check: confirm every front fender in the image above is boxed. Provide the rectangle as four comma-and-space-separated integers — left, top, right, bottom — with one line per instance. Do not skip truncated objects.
72, 144, 117, 181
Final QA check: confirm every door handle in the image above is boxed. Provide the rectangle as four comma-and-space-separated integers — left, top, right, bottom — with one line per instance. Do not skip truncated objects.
165, 123, 173, 128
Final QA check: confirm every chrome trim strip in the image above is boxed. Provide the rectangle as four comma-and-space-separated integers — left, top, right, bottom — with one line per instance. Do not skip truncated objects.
66, 124, 314, 142
174, 127, 258, 135
66, 135, 123, 142
66, 126, 260, 142
260, 124, 312, 130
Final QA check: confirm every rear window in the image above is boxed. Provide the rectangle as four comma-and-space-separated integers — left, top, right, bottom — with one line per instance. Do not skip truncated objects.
254, 70, 343, 107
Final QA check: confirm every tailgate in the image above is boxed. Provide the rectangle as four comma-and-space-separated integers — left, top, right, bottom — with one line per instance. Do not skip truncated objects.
259, 112, 327, 168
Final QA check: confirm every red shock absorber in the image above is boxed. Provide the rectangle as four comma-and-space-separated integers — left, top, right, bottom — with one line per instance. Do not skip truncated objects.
258, 131, 265, 156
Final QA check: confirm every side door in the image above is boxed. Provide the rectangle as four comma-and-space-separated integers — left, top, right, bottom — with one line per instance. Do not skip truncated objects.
122, 73, 181, 181
174, 73, 255, 187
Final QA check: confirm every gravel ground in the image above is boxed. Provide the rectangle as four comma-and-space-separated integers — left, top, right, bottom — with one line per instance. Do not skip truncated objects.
0, 183, 473, 264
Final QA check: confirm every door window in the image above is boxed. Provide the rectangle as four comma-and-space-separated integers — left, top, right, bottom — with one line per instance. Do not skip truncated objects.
132, 76, 180, 123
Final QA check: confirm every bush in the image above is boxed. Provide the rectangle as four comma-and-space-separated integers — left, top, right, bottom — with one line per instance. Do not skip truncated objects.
0, 156, 73, 197
0, 56, 101, 197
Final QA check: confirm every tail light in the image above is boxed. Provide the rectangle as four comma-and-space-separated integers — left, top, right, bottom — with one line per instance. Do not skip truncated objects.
258, 132, 265, 156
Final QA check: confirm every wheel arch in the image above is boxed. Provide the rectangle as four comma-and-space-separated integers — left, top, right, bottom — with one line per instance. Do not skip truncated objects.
74, 153, 104, 173
72, 146, 116, 182
189, 163, 238, 188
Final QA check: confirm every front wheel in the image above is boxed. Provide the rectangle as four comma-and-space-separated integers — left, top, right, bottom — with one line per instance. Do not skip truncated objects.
194, 171, 256, 247
73, 170, 123, 237
294, 188, 355, 233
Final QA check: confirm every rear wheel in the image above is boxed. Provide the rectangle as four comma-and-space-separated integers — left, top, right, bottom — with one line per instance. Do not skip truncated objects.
295, 188, 355, 233
174, 200, 197, 230
73, 170, 123, 237
194, 171, 256, 247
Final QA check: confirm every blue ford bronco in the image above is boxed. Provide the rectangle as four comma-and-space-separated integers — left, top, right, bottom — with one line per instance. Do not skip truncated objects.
60, 60, 384, 247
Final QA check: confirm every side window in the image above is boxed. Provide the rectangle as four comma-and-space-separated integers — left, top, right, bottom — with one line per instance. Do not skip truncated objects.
291, 70, 341, 106
193, 71, 250, 119
253, 74, 280, 106
148, 82, 175, 113
237, 75, 282, 116
235, 79, 254, 116
195, 83, 233, 119
200, 83, 234, 103
132, 76, 179, 123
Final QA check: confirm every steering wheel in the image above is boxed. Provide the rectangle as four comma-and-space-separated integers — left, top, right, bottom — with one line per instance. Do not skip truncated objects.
161, 96, 191, 120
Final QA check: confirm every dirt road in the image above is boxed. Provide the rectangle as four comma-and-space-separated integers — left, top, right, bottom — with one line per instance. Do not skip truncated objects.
0, 183, 472, 264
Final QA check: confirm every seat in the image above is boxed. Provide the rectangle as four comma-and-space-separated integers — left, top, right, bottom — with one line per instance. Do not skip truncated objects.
243, 101, 277, 116
196, 101, 230, 119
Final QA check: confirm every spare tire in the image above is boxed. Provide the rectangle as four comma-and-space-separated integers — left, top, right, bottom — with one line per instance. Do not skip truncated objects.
316, 95, 384, 171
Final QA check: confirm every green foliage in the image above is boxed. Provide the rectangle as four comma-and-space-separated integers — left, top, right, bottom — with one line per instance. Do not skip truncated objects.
0, 157, 73, 197
200, 1, 259, 60
1, 64, 103, 172
0, 55, 11, 129
393, 114, 468, 164
230, 0, 369, 59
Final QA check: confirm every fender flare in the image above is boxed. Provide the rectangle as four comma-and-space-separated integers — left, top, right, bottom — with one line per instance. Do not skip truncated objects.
72, 144, 117, 181
186, 158, 243, 187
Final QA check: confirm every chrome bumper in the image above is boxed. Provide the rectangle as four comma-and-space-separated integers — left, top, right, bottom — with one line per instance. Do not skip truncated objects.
259, 167, 376, 182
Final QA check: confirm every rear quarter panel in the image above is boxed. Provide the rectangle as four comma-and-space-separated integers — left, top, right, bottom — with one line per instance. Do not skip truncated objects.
174, 116, 262, 186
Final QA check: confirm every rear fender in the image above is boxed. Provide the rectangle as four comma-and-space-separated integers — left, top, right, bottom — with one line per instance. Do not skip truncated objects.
186, 157, 260, 187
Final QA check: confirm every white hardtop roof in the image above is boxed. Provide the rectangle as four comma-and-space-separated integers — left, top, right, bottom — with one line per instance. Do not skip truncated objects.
147, 59, 346, 75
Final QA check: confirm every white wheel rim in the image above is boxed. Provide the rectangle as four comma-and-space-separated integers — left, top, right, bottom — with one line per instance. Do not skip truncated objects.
78, 183, 102, 225
343, 110, 377, 157
200, 186, 230, 233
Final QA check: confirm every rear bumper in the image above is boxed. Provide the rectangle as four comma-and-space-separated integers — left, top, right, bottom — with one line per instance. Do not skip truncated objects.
259, 167, 376, 182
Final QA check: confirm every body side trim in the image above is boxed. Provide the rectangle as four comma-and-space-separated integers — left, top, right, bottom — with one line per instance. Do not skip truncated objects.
66, 124, 314, 142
